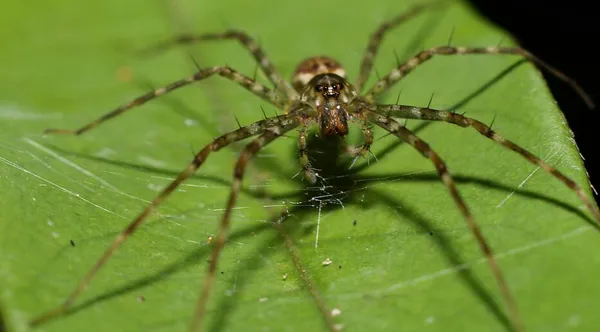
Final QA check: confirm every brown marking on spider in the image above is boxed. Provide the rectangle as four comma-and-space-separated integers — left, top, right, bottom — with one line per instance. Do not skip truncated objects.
292, 56, 347, 92
33, 2, 599, 332
299, 72, 357, 137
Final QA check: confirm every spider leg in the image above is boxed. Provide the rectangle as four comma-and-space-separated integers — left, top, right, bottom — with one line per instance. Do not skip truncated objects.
355, 1, 445, 92
298, 126, 317, 184
346, 121, 374, 169
45, 66, 286, 135
29, 113, 299, 328
364, 46, 594, 108
191, 118, 301, 331
346, 121, 374, 157
366, 109, 524, 332
375, 104, 600, 223
143, 30, 298, 100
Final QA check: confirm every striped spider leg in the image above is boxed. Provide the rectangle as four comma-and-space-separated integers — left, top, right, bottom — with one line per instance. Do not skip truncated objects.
142, 29, 299, 100
32, 111, 305, 325
44, 66, 286, 136
354, 0, 448, 92
363, 45, 594, 108
31, 2, 598, 332
370, 104, 600, 223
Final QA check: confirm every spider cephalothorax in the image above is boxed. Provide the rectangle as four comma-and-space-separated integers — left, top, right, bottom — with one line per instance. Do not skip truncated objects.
34, 3, 599, 332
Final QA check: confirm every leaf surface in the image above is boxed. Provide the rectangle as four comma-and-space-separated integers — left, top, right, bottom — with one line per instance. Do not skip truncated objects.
1, 1, 599, 331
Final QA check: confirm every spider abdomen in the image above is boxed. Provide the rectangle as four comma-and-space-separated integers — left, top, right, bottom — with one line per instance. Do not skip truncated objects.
292, 56, 346, 92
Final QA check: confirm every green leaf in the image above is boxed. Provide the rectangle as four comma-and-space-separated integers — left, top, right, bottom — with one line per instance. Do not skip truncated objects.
1, 1, 599, 331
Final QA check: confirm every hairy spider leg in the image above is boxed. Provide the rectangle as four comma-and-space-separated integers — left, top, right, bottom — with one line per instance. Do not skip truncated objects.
374, 103, 600, 223
44, 66, 286, 135
298, 126, 318, 183
364, 46, 594, 108
143, 30, 298, 100
355, 1, 447, 92
30, 114, 299, 327
346, 121, 375, 168
191, 117, 302, 331
365, 109, 524, 332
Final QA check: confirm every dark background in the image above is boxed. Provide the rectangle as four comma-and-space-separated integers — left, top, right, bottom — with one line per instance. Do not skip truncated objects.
468, 0, 599, 205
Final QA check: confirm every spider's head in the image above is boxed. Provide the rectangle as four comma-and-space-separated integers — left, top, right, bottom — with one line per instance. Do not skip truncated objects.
293, 57, 358, 137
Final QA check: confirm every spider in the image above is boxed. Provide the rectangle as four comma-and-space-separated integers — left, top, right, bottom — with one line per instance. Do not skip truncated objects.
30, 2, 599, 332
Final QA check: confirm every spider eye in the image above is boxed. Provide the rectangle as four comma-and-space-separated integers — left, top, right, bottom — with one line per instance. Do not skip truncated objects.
336, 83, 343, 90
315, 85, 323, 92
